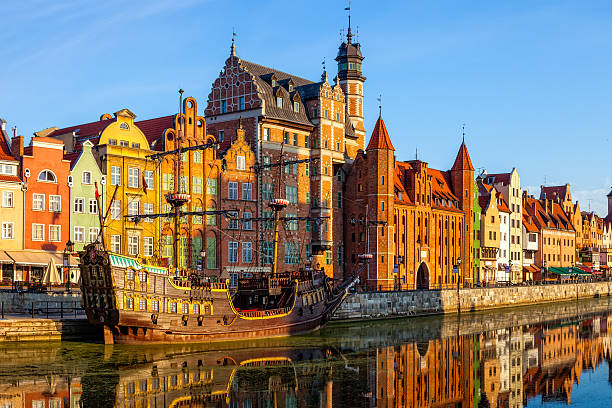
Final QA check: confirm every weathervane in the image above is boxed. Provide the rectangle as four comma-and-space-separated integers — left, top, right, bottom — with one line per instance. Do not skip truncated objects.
462, 123, 466, 143
377, 94, 382, 117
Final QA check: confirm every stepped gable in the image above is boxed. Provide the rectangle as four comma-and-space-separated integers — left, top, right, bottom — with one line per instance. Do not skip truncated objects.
496, 193, 510, 213
451, 141, 474, 171
237, 59, 314, 126
366, 116, 394, 151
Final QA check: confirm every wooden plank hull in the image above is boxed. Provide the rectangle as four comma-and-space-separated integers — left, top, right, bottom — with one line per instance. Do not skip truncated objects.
79, 246, 356, 345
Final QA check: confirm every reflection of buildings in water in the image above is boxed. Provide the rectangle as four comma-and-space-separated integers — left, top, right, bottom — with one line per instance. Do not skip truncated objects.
0, 377, 81, 408
374, 336, 474, 408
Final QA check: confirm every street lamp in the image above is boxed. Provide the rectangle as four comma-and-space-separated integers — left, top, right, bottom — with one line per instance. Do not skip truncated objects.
64, 240, 74, 292
543, 260, 548, 285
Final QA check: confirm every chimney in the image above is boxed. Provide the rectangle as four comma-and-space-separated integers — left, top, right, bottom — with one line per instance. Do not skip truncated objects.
10, 136, 23, 160
0, 118, 5, 131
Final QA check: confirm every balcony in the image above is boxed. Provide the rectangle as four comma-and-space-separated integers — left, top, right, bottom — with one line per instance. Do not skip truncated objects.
312, 240, 333, 253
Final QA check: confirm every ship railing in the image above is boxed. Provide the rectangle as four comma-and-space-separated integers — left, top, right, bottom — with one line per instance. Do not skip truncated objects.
269, 278, 292, 288
239, 307, 291, 318
238, 278, 267, 290
210, 282, 227, 290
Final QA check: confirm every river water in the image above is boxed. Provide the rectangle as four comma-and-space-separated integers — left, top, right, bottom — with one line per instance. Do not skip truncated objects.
2, 298, 612, 407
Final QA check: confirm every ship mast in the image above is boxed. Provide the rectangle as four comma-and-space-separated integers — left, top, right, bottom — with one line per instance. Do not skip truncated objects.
174, 89, 184, 272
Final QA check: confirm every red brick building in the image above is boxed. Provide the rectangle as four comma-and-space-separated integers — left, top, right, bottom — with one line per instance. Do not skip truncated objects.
204, 31, 366, 279
344, 116, 475, 291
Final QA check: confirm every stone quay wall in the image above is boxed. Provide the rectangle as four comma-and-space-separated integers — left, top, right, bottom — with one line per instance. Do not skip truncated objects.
333, 281, 612, 321
0, 291, 81, 314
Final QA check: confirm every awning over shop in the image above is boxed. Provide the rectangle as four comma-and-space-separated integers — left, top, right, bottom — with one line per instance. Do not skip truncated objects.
0, 251, 13, 264
4, 250, 79, 267
523, 265, 539, 274
548, 266, 591, 276
109, 254, 167, 275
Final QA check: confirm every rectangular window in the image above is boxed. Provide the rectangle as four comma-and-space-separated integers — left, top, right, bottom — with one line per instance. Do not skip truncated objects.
242, 212, 252, 230
285, 213, 298, 231
228, 182, 239, 200
89, 199, 98, 214
74, 197, 84, 213
162, 173, 174, 191
119, 140, 129, 147
336, 112, 341, 122
32, 224, 44, 241
207, 178, 217, 195
284, 242, 299, 265
206, 237, 217, 269
283, 131, 289, 144
162, 235, 172, 259
242, 183, 252, 200
74, 226, 84, 243
242, 242, 253, 263
49, 225, 61, 242
111, 166, 121, 186
228, 242, 239, 263
88, 227, 99, 243
193, 151, 202, 163
292, 163, 298, 175
239, 96, 245, 110
228, 211, 239, 229
236, 155, 246, 170
221, 100, 227, 113
276, 97, 283, 108
326, 250, 333, 265
82, 171, 92, 184
33, 193, 44, 211
144, 170, 154, 190
192, 205, 202, 224
264, 128, 271, 141
192, 177, 203, 194
305, 135, 309, 147
2, 222, 14, 239
293, 101, 300, 112
324, 109, 329, 119
180, 152, 188, 162
338, 245, 344, 266
262, 211, 272, 230
218, 130, 225, 142
49, 195, 61, 212
144, 203, 153, 222
144, 237, 154, 257
180, 175, 188, 193
109, 235, 122, 256
127, 201, 139, 216
293, 133, 298, 146
262, 241, 273, 264
206, 207, 216, 226
111, 200, 121, 220
128, 235, 139, 256
2, 191, 14, 208
338, 192, 343, 208
262, 183, 273, 201
285, 185, 298, 204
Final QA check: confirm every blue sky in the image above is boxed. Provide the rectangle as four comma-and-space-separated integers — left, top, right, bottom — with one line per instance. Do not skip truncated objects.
1, 0, 610, 215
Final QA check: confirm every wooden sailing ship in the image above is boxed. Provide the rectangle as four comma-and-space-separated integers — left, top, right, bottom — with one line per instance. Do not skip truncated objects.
79, 90, 364, 344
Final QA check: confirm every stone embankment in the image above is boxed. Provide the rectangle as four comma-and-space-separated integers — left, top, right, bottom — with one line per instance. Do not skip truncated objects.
0, 318, 97, 342
333, 281, 612, 321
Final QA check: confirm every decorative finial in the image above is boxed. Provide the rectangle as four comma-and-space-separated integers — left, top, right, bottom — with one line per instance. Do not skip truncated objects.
345, 0, 352, 44
230, 28, 237, 56
356, 25, 359, 43
461, 123, 466, 144
377, 94, 382, 118
415, 147, 418, 161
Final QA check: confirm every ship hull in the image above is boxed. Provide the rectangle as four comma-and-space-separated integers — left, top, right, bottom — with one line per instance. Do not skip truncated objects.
79, 246, 356, 345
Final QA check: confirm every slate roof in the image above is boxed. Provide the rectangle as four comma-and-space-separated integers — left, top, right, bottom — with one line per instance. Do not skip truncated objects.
486, 173, 511, 185
238, 59, 315, 127
540, 185, 570, 202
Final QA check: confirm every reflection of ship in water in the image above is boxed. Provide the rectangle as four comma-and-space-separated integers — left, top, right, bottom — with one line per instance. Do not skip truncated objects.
113, 347, 340, 408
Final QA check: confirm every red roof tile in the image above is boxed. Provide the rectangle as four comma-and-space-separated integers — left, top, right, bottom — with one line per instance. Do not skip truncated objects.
366, 116, 394, 151
135, 115, 174, 150
451, 142, 474, 171
486, 173, 511, 185
46, 117, 115, 140
496, 193, 510, 213
540, 185, 569, 202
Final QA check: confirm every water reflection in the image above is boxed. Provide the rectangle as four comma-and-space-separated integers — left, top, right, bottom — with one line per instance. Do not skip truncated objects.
2, 298, 612, 407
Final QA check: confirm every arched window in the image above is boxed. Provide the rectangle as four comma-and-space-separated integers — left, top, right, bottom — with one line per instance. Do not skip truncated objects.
120, 122, 129, 130
37, 170, 57, 183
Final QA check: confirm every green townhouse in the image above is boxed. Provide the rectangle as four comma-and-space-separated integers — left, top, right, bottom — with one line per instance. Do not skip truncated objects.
68, 140, 106, 253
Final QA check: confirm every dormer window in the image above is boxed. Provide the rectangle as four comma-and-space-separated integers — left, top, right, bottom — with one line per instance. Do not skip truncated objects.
293, 101, 300, 112
119, 122, 129, 130
276, 97, 283, 108
271, 78, 277, 87
288, 83, 294, 92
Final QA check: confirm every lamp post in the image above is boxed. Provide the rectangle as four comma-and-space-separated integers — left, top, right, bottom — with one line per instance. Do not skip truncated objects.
543, 260, 548, 285
456, 257, 462, 313
64, 240, 74, 293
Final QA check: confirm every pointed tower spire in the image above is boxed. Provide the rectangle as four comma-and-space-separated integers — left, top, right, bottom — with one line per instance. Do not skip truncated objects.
451, 140, 475, 171
230, 29, 237, 56
366, 116, 394, 151
345, 0, 352, 44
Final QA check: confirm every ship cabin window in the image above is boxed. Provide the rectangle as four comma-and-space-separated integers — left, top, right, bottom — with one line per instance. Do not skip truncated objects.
126, 269, 134, 280
152, 300, 159, 312
193, 304, 200, 315
182, 303, 189, 314
126, 297, 134, 310
139, 270, 146, 283
170, 302, 177, 313
139, 299, 146, 311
